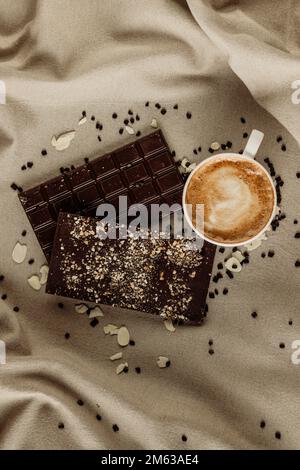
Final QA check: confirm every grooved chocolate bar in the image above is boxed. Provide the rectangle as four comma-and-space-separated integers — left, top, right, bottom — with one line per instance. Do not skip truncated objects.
18, 131, 184, 259
46, 212, 216, 324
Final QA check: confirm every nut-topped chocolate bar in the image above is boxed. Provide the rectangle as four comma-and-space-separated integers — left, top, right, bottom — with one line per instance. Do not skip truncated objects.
46, 212, 216, 324
18, 131, 184, 259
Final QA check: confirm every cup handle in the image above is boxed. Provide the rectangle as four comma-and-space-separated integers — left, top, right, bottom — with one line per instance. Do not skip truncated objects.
243, 129, 264, 159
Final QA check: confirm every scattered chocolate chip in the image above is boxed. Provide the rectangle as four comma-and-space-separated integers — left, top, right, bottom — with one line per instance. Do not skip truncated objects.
28, 258, 34, 265
294, 219, 298, 224
268, 250, 275, 258
261, 252, 266, 258
166, 360, 171, 367
208, 147, 214, 153
21, 230, 27, 237
128, 109, 133, 115
1, 294, 7, 300
10, 182, 18, 191
82, 111, 86, 117
91, 115, 95, 121
13, 306, 19, 312
208, 349, 214, 355
173, 104, 178, 109
84, 157, 89, 163
182, 434, 187, 442
243, 132, 248, 138
21, 165, 26, 171
279, 342, 285, 349
112, 113, 118, 119
295, 232, 300, 239
145, 101, 149, 107
58, 302, 64, 309
238, 150, 243, 154
65, 332, 70, 339
193, 149, 197, 155
251, 311, 257, 319
161, 108, 167, 115
155, 103, 161, 109
226, 141, 232, 148
240, 117, 246, 124
58, 422, 64, 429
90, 318, 99, 327
221, 144, 226, 150
260, 420, 266, 429
208, 339, 213, 346
223, 288, 228, 295
130, 117, 134, 124
198, 146, 201, 152
123, 366, 129, 373
281, 144, 286, 152
112, 424, 119, 432
289, 320, 293, 325
97, 136, 101, 142
226, 270, 234, 279
276, 136, 282, 142
217, 262, 223, 270
124, 118, 129, 125
27, 162, 33, 168
135, 367, 141, 374
136, 115, 140, 121
77, 399, 84, 406
0, 275, 4, 282
219, 247, 225, 253
136, 131, 141, 137
209, 292, 215, 299
129, 340, 135, 346
295, 260, 300, 267
119, 128, 124, 135
41, 149, 47, 156
186, 112, 192, 119
96, 414, 102, 421
275, 431, 281, 440
296, 172, 300, 179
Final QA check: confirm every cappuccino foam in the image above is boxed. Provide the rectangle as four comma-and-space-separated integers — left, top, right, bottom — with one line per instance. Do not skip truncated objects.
185, 155, 275, 244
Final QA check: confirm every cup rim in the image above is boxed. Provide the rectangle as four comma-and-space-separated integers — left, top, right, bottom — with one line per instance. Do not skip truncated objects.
182, 152, 277, 247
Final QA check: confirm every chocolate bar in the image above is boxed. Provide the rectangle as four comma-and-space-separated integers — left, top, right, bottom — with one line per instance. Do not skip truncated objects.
18, 131, 184, 259
46, 212, 216, 324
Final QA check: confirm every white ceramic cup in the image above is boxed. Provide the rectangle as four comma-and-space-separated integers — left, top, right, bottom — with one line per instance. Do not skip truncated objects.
182, 130, 277, 247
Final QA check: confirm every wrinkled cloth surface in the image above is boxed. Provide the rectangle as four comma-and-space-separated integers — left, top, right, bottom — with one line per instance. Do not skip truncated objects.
0, 0, 300, 450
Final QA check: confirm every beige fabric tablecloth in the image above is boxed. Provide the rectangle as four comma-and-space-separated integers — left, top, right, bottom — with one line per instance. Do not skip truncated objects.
0, 0, 300, 450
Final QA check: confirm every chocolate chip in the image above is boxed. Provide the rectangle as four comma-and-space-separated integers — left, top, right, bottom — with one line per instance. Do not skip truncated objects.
243, 132, 248, 138
289, 320, 293, 325
119, 128, 124, 135
82, 111, 86, 117
208, 349, 214, 355
294, 220, 298, 224
136, 115, 140, 121
221, 144, 226, 150
112, 113, 118, 119
209, 292, 215, 299
77, 399, 84, 406
91, 115, 95, 121
186, 112, 192, 119
96, 414, 102, 421
268, 250, 275, 258
238, 150, 243, 154
155, 103, 161, 109
173, 104, 178, 109
0, 275, 4, 282
41, 149, 47, 156
27, 162, 33, 168
1, 294, 7, 300
123, 366, 129, 373
124, 119, 129, 125
182, 434, 187, 442
21, 165, 26, 171
136, 131, 141, 137
198, 146, 202, 152
145, 101, 149, 107
129, 340, 135, 346
208, 339, 213, 346
166, 360, 171, 367
10, 182, 18, 191
217, 263, 223, 270
90, 318, 99, 327
219, 247, 225, 253
261, 252, 266, 258
276, 136, 282, 143
128, 109, 133, 115
135, 367, 141, 374
279, 342, 285, 349
223, 288, 228, 295
275, 431, 281, 440
240, 117, 246, 124
97, 136, 101, 142
295, 232, 300, 239
226, 270, 234, 279
296, 172, 300, 178
58, 422, 64, 429
28, 258, 34, 265
251, 311, 257, 318
112, 424, 119, 432
281, 144, 286, 152
295, 260, 300, 267
58, 302, 64, 309
65, 332, 70, 339
130, 117, 134, 124
13, 306, 19, 312
161, 108, 167, 115
208, 147, 214, 153
260, 420, 266, 429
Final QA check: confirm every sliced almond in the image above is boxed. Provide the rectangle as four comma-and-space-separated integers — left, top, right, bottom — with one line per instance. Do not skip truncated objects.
39, 265, 49, 285
231, 250, 245, 263
27, 275, 41, 291
51, 130, 76, 151
164, 319, 176, 332
117, 326, 130, 347
150, 118, 158, 129
12, 242, 27, 264
116, 362, 128, 375
78, 116, 87, 126
225, 257, 242, 273
110, 352, 123, 361
103, 324, 119, 335
75, 303, 89, 314
210, 141, 220, 151
157, 356, 170, 368
89, 305, 104, 318
125, 125, 135, 135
